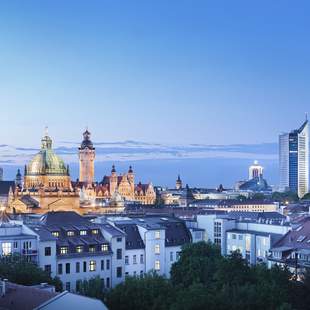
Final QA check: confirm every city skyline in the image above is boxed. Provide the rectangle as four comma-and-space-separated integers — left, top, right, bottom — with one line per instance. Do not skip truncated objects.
1, 0, 310, 147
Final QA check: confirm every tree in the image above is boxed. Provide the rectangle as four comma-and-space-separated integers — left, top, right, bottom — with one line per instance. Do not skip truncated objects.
170, 241, 222, 288
106, 272, 174, 310
77, 276, 105, 300
0, 254, 62, 291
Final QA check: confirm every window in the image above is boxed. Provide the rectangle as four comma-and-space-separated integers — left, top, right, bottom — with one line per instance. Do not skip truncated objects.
2, 243, 11, 256
106, 277, 110, 288
155, 244, 160, 254
125, 256, 129, 265
140, 254, 144, 264
89, 260, 96, 272
60, 246, 68, 255
117, 249, 122, 260
232, 234, 236, 240
101, 260, 104, 270
100, 278, 105, 289
170, 251, 174, 262
80, 230, 87, 236
83, 261, 87, 272
116, 267, 122, 278
66, 263, 70, 274
67, 231, 74, 236
238, 235, 243, 240
140, 270, 144, 276
106, 259, 110, 270
89, 245, 96, 253
45, 247, 51, 256
92, 229, 99, 235
155, 231, 160, 239
58, 264, 63, 275
76, 245, 83, 253
101, 244, 108, 252
117, 237, 122, 242
76, 262, 80, 273
44, 265, 51, 274
155, 260, 160, 271
65, 282, 70, 291
176, 252, 180, 260
133, 271, 136, 276
52, 231, 59, 237
23, 241, 32, 249
76, 280, 82, 292
13, 242, 18, 249
133, 255, 137, 264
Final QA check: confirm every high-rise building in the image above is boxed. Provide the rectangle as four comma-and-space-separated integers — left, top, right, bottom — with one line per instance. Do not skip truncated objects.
279, 119, 309, 198
79, 129, 95, 185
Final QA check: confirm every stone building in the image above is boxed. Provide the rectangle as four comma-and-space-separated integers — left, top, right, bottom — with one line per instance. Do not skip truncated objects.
9, 130, 79, 214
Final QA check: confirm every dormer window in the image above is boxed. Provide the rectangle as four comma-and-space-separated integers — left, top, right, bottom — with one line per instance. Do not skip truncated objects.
101, 244, 109, 252
76, 245, 83, 253
92, 229, 99, 235
60, 246, 68, 255
155, 231, 160, 239
80, 230, 87, 236
89, 245, 96, 252
67, 231, 74, 236
52, 231, 59, 237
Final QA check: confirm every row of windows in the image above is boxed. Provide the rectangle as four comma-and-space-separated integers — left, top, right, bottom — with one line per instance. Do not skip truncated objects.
56, 259, 110, 275
52, 229, 99, 238
58, 244, 109, 255
2, 241, 33, 256
66, 277, 111, 292
125, 254, 144, 265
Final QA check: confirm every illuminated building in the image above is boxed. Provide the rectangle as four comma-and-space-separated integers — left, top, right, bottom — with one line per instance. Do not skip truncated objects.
279, 118, 309, 198
9, 129, 79, 213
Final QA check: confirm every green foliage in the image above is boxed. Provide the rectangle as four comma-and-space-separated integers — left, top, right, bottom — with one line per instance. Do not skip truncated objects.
106, 272, 174, 310
170, 241, 221, 288
77, 276, 105, 300
0, 254, 62, 291
250, 193, 267, 200
105, 242, 310, 310
272, 191, 299, 203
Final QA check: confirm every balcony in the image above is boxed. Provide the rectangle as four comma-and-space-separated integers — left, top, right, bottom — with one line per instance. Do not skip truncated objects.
22, 249, 38, 255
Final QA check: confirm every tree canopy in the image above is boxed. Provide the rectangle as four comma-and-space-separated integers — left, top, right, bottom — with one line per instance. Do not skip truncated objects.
105, 242, 310, 310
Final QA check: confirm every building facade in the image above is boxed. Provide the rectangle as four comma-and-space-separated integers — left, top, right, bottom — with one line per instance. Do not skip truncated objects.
279, 119, 309, 198
79, 129, 95, 186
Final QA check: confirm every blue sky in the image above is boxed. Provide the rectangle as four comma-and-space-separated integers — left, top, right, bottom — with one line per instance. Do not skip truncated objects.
0, 1, 309, 186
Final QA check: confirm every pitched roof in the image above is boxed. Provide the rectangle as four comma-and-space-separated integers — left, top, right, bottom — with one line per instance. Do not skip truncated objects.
0, 281, 57, 310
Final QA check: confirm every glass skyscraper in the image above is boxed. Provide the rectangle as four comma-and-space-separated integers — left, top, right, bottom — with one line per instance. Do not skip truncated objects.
279, 119, 309, 198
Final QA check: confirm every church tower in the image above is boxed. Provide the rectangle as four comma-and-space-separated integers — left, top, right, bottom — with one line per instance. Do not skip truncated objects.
79, 129, 95, 185
176, 175, 182, 190
110, 165, 118, 195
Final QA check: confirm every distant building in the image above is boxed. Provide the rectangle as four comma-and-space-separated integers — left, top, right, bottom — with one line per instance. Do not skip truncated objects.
249, 160, 264, 180
175, 175, 182, 190
279, 119, 309, 198
79, 129, 95, 186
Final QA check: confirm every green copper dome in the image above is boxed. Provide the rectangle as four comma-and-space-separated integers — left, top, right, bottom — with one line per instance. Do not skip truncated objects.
26, 133, 69, 176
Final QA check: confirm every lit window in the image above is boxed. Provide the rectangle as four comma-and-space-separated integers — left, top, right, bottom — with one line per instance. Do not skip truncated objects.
67, 231, 74, 236
101, 244, 108, 252
80, 230, 87, 236
89, 260, 96, 272
155, 231, 160, 239
52, 231, 59, 237
155, 260, 160, 271
92, 229, 99, 235
2, 243, 11, 256
60, 246, 68, 255
89, 245, 96, 253
155, 244, 160, 254
76, 246, 83, 253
